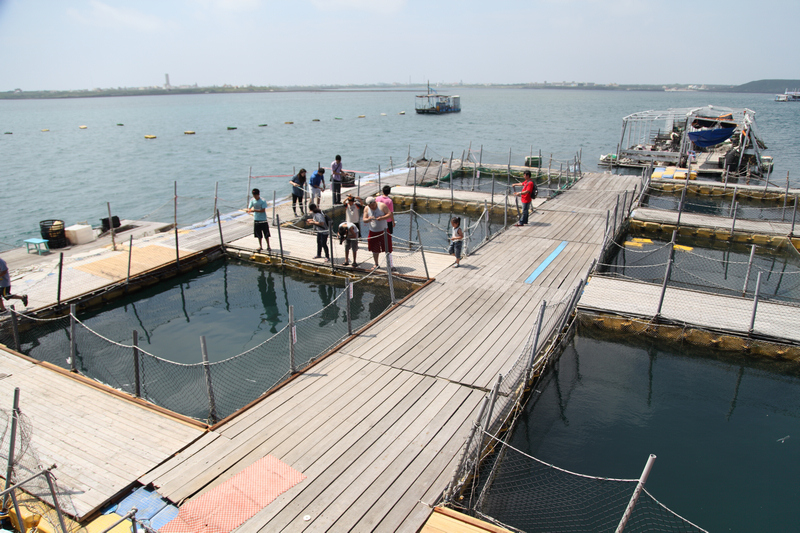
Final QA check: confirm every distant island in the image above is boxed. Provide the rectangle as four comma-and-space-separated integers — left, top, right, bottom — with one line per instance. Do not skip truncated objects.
2, 79, 799, 100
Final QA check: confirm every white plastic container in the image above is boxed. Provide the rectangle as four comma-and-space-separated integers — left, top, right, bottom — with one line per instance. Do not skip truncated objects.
65, 224, 95, 245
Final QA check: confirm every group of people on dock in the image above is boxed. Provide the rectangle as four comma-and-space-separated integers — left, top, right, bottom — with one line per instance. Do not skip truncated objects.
287, 155, 346, 216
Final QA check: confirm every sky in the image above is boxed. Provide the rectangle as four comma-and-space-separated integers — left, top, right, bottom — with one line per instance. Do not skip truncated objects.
0, 0, 797, 91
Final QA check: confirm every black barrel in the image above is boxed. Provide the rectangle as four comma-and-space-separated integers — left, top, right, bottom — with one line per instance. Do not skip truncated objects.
40, 220, 67, 249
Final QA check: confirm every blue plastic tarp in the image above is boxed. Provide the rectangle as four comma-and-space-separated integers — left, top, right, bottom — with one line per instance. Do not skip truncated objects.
688, 127, 736, 148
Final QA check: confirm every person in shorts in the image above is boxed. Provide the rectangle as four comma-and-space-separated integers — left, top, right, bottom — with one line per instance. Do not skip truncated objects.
448, 216, 464, 268
338, 221, 359, 267
309, 168, 326, 206
0, 257, 28, 311
363, 196, 392, 270
247, 188, 270, 252
376, 185, 395, 234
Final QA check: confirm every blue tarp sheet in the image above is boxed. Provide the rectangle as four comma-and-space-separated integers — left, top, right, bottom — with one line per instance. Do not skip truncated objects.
688, 127, 736, 148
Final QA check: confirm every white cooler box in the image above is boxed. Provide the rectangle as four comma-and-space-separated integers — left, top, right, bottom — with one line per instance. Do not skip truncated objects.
65, 224, 96, 245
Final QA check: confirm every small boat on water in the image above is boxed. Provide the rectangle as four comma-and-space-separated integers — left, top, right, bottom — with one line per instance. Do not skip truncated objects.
775, 89, 800, 102
415, 82, 460, 115
600, 105, 770, 176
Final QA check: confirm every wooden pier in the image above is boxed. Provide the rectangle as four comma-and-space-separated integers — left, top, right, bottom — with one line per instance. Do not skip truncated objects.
1, 170, 640, 531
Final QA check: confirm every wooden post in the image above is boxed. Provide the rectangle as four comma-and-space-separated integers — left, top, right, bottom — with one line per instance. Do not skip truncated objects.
528, 302, 547, 372
213, 181, 219, 223
69, 304, 77, 373
749, 272, 763, 334
3, 388, 20, 511
417, 227, 430, 279
133, 330, 140, 398
126, 236, 133, 284
289, 305, 296, 373
246, 166, 252, 206
200, 336, 218, 424
57, 252, 63, 306
216, 209, 225, 251
107, 202, 117, 251
783, 172, 790, 221
615, 454, 657, 533
346, 282, 352, 336
276, 214, 284, 265
174, 182, 180, 269
384, 231, 395, 304
742, 244, 756, 296
9, 306, 20, 352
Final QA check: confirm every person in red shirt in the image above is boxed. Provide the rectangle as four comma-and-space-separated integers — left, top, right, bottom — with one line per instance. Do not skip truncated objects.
512, 170, 537, 226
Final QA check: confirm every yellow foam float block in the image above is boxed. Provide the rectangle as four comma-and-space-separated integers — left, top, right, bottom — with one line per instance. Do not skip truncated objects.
661, 224, 677, 233
643, 222, 661, 231
631, 238, 653, 243
651, 172, 663, 179
184, 130, 195, 134
752, 234, 771, 245
79, 125, 87, 129
284, 121, 294, 124
696, 228, 714, 238
84, 513, 134, 533
41, 128, 50, 132
714, 229, 732, 240
624, 241, 644, 247
144, 135, 157, 139
771, 236, 788, 246
673, 244, 693, 252
8, 504, 41, 531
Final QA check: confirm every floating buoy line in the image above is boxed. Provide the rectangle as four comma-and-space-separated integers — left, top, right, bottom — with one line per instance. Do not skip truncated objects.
144, 135, 157, 139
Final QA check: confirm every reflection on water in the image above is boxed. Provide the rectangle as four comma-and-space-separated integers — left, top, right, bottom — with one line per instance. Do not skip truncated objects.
506, 323, 800, 532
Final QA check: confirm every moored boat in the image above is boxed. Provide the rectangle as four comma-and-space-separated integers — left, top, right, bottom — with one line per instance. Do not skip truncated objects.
415, 82, 460, 115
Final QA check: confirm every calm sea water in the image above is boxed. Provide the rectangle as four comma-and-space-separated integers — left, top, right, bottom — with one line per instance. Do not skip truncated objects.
509, 325, 800, 532
1, 89, 799, 250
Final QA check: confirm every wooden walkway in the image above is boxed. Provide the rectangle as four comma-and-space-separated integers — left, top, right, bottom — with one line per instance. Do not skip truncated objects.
578, 276, 800, 343
137, 172, 641, 532
632, 206, 796, 237
0, 348, 204, 520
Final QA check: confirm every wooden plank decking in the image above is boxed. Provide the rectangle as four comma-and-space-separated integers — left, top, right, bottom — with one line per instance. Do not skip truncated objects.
0, 347, 205, 520
632, 206, 796, 236
578, 275, 800, 343
138, 172, 641, 532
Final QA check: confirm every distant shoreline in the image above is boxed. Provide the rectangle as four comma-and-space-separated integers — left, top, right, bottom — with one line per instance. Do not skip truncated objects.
2, 79, 798, 100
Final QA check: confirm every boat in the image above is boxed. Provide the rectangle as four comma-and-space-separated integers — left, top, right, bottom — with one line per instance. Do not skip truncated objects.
600, 105, 770, 176
415, 82, 460, 115
775, 89, 800, 102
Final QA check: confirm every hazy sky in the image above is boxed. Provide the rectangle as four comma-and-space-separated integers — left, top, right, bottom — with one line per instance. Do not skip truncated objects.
1, 0, 797, 91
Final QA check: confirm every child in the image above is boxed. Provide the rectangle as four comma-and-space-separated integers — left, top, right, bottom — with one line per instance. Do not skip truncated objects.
338, 221, 359, 268
448, 217, 464, 268
307, 203, 330, 262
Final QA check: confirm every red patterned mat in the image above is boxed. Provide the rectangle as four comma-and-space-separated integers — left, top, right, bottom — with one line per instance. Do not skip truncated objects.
160, 455, 306, 533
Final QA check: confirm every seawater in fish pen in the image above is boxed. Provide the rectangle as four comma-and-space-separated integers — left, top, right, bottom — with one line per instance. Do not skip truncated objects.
474, 320, 800, 532
3, 258, 414, 421
598, 229, 800, 304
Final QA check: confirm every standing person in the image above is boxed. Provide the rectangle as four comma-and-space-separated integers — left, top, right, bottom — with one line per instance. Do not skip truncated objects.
246, 188, 271, 252
337, 221, 359, 267
363, 196, 392, 270
512, 170, 537, 226
0, 257, 28, 311
448, 217, 464, 268
307, 203, 330, 262
309, 168, 326, 207
376, 185, 395, 234
331, 155, 343, 205
289, 168, 307, 216
344, 194, 363, 236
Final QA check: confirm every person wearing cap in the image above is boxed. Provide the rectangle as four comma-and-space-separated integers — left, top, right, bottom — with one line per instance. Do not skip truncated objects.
289, 168, 307, 216
344, 194, 363, 236
363, 196, 392, 270
331, 155, 343, 205
309, 168, 326, 206
511, 170, 538, 226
